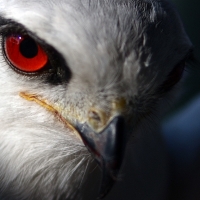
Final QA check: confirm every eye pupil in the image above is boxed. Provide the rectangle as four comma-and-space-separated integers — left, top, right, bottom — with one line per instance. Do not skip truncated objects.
19, 37, 38, 58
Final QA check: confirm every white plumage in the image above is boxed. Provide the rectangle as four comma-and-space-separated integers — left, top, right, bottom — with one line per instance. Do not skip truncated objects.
0, 0, 192, 199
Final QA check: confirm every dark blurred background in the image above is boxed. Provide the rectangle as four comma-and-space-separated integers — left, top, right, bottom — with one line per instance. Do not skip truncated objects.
172, 0, 200, 108
163, 1, 200, 199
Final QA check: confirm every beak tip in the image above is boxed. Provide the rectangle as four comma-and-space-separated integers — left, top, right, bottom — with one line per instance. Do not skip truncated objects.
97, 162, 120, 199
76, 116, 126, 199
97, 179, 114, 199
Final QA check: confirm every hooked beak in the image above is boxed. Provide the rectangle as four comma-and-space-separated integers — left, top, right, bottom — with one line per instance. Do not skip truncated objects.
19, 92, 127, 198
76, 116, 126, 199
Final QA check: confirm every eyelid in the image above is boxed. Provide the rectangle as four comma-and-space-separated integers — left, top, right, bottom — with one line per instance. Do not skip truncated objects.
0, 21, 49, 50
0, 23, 28, 38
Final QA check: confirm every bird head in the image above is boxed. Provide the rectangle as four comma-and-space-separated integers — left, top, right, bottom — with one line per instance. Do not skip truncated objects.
0, 0, 192, 199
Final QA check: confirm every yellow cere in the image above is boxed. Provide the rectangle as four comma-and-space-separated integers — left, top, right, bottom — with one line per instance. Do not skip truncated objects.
88, 98, 127, 133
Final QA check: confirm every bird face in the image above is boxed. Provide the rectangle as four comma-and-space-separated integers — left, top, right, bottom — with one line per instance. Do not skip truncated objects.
0, 0, 192, 199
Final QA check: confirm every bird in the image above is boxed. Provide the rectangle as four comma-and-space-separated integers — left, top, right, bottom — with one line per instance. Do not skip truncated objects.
0, 0, 193, 200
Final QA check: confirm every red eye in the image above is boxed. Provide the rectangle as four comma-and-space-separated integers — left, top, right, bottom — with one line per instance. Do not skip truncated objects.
159, 61, 185, 93
4, 34, 48, 72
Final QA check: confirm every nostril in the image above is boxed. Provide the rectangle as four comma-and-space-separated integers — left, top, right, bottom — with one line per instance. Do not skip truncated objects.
88, 108, 109, 132
88, 110, 101, 122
